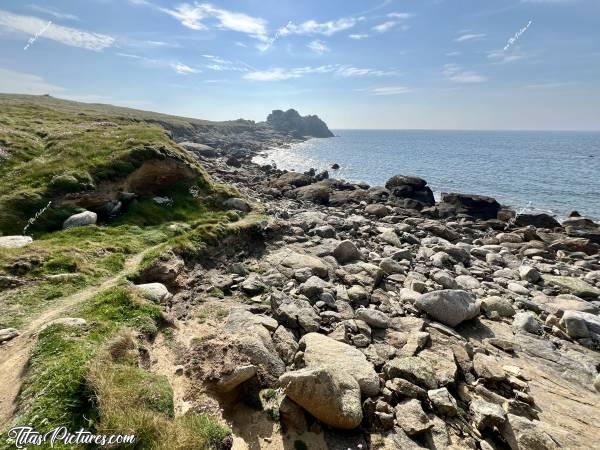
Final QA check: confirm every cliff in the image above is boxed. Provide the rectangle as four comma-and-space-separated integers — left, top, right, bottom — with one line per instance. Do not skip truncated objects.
266, 108, 334, 138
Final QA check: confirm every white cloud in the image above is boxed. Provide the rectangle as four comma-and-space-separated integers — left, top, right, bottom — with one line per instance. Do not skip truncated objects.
28, 4, 79, 21
387, 12, 413, 19
243, 64, 396, 81
0, 9, 114, 50
307, 39, 329, 55
455, 33, 486, 42
372, 12, 412, 33
201, 54, 251, 72
349, 33, 369, 40
278, 17, 361, 36
525, 81, 574, 89
336, 66, 397, 77
369, 86, 412, 96
0, 67, 65, 94
373, 21, 397, 33
443, 64, 485, 83
161, 3, 268, 42
446, 51, 461, 56
487, 49, 527, 64
172, 63, 201, 74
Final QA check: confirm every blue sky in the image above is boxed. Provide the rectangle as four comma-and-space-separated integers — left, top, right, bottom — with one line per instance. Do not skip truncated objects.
1, 0, 599, 130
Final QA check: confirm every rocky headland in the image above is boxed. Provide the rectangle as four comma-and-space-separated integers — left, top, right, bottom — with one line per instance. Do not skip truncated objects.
1, 95, 599, 450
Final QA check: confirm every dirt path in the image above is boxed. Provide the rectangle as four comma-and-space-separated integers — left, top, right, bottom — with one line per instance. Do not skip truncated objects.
0, 250, 149, 430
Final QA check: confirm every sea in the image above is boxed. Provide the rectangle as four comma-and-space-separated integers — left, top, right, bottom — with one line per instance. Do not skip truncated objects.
253, 130, 600, 221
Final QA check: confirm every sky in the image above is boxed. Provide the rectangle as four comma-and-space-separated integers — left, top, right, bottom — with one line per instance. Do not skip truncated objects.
0, 0, 599, 130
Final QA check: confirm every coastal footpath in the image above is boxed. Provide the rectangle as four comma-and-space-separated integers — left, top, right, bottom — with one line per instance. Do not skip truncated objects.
1, 95, 600, 449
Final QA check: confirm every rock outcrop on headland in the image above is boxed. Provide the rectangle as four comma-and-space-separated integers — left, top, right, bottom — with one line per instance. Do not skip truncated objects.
266, 109, 334, 138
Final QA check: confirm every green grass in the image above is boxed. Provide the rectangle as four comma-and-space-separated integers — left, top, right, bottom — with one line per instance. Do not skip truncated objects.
2, 287, 230, 450
0, 95, 216, 234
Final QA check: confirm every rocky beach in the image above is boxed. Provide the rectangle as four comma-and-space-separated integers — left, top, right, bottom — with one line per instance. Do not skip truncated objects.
1, 97, 600, 449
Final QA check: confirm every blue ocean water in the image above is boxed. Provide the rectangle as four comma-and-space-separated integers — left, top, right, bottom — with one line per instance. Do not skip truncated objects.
253, 130, 600, 221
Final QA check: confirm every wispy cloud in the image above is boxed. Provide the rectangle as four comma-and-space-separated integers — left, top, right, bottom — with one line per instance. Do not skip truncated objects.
172, 63, 201, 74
0, 67, 65, 94
368, 86, 413, 96
28, 4, 79, 21
307, 39, 329, 55
349, 33, 369, 40
0, 9, 114, 50
487, 49, 528, 64
372, 12, 412, 33
525, 81, 574, 89
161, 2, 268, 42
455, 33, 486, 42
336, 66, 397, 77
446, 51, 461, 56
443, 64, 486, 83
201, 54, 251, 71
244, 64, 396, 81
278, 17, 361, 36
373, 21, 396, 33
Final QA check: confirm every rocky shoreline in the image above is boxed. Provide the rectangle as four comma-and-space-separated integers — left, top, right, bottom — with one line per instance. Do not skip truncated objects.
2, 116, 599, 449
158, 130, 600, 449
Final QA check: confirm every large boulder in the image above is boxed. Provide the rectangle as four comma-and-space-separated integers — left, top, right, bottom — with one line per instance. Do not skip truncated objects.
415, 290, 480, 327
561, 310, 600, 339
514, 213, 560, 229
438, 193, 501, 220
385, 175, 434, 207
279, 368, 362, 429
63, 211, 97, 229
271, 171, 314, 189
269, 250, 329, 279
291, 181, 331, 204
542, 275, 600, 299
299, 332, 380, 396
134, 283, 172, 303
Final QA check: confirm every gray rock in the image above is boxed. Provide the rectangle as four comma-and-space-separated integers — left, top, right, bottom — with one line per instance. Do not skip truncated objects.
470, 399, 506, 431
63, 211, 97, 229
415, 289, 479, 327
271, 250, 329, 279
217, 365, 257, 392
394, 399, 433, 436
481, 296, 516, 318
542, 275, 600, 299
241, 274, 267, 295
0, 328, 18, 343
298, 276, 331, 301
333, 240, 362, 264
561, 310, 600, 339
428, 387, 458, 416
279, 367, 362, 429
223, 197, 251, 212
501, 413, 558, 450
135, 283, 172, 303
513, 312, 543, 335
455, 275, 481, 290
355, 308, 390, 329
300, 332, 380, 396
431, 270, 458, 289
0, 236, 33, 249
271, 292, 321, 333
520, 266, 541, 283
383, 356, 437, 390
473, 353, 506, 381
379, 258, 405, 275
272, 326, 299, 364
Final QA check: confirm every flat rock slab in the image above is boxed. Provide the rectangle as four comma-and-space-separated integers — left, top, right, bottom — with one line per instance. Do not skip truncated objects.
542, 275, 600, 299
300, 332, 380, 396
0, 236, 33, 249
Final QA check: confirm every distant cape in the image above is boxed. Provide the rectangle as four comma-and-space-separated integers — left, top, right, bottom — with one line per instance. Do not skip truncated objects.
266, 109, 334, 138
